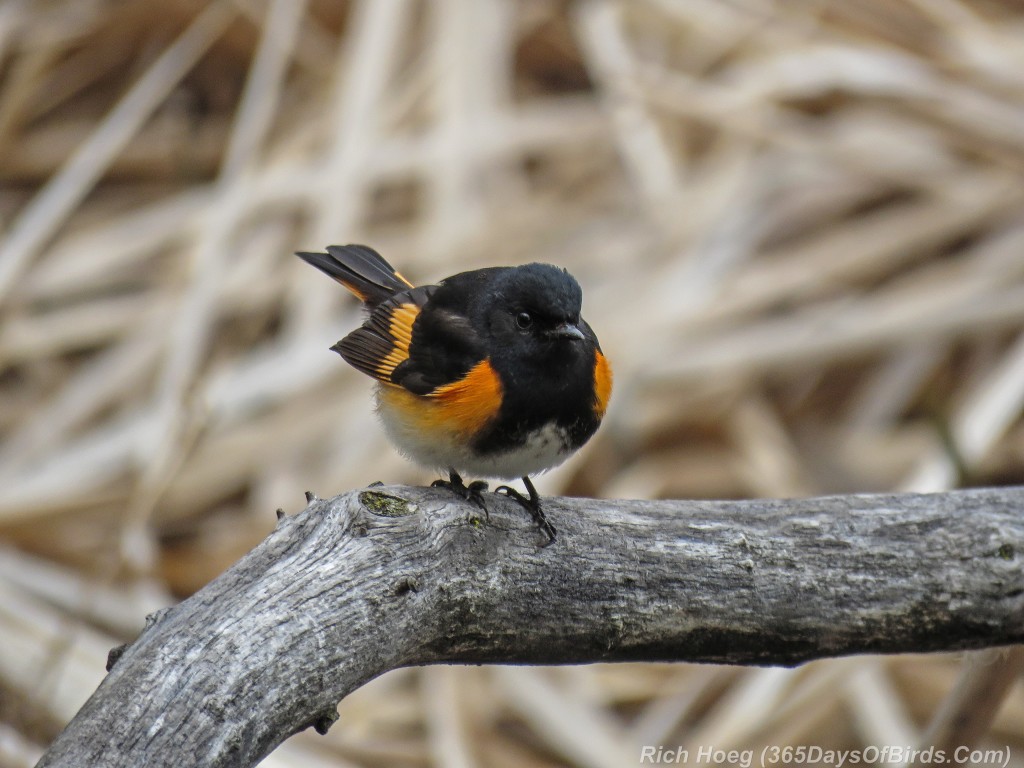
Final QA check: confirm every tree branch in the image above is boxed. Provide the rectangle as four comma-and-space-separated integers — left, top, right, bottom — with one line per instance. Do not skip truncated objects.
39, 486, 1024, 767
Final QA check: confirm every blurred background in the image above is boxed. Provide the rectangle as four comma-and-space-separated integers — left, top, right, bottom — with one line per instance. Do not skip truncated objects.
2, 0, 1024, 765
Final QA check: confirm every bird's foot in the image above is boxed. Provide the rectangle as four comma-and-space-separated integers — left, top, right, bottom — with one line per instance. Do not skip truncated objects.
495, 476, 556, 546
432, 470, 490, 521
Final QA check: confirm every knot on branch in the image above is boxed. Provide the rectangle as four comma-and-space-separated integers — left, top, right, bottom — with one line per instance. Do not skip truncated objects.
106, 606, 175, 672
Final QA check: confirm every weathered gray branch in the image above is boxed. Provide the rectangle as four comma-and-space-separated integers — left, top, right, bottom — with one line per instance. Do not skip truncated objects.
40, 486, 1024, 767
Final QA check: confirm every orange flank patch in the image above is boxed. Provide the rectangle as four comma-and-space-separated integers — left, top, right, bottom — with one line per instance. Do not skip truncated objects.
431, 360, 504, 435
593, 350, 612, 418
379, 359, 503, 438
375, 303, 421, 378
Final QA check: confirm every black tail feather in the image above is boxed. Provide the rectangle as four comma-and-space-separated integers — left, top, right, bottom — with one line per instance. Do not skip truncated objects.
296, 244, 414, 307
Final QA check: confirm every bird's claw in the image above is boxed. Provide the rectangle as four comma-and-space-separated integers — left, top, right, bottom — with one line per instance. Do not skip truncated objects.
496, 481, 556, 546
433, 471, 490, 520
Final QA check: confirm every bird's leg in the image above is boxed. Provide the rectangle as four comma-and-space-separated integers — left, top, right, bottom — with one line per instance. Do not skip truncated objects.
432, 469, 490, 519
496, 476, 556, 545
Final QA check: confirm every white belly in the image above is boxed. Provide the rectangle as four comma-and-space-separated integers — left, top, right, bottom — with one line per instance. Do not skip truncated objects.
378, 404, 573, 480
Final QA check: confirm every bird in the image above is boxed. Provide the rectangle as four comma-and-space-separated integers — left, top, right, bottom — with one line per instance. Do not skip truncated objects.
296, 244, 612, 543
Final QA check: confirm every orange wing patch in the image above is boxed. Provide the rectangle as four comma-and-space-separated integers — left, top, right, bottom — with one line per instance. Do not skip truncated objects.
333, 291, 434, 384
593, 350, 612, 418
378, 359, 503, 439
375, 302, 420, 379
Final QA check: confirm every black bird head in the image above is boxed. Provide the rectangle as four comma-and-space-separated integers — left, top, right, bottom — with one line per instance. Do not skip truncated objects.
481, 263, 594, 366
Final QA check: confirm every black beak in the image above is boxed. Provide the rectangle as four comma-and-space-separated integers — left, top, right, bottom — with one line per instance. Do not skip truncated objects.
547, 322, 585, 341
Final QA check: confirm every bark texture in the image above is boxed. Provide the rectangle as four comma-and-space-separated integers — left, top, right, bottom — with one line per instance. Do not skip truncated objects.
39, 485, 1024, 767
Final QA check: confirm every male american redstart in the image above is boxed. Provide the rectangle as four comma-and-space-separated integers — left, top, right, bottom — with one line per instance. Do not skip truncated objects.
296, 244, 612, 543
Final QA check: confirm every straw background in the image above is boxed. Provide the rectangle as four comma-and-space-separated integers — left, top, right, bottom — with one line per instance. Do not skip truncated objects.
2, 1, 1023, 766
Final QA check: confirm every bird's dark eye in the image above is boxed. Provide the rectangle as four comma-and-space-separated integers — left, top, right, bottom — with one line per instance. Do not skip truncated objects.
515, 312, 532, 330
